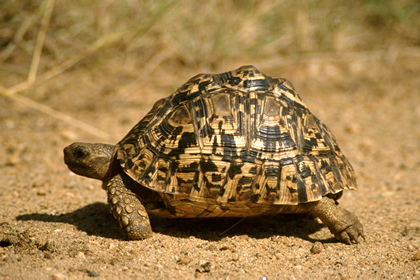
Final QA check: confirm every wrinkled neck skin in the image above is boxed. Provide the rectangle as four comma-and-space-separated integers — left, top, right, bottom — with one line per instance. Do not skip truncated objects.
63, 142, 117, 183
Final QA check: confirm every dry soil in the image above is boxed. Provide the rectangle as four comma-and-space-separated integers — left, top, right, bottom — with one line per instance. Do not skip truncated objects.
0, 55, 419, 279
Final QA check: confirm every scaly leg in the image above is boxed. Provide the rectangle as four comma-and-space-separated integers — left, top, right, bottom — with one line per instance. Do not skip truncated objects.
107, 174, 153, 240
310, 197, 364, 244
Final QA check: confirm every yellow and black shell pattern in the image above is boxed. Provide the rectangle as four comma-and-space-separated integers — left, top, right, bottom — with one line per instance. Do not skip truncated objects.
117, 65, 356, 210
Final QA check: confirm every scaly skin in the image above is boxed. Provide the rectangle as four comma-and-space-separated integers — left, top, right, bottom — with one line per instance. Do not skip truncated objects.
107, 174, 153, 240
310, 197, 365, 244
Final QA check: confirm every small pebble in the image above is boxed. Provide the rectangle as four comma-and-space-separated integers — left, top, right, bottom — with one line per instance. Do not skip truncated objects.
207, 244, 217, 251
310, 242, 324, 254
44, 252, 53, 259
196, 261, 211, 273
219, 245, 231, 251
36, 190, 47, 196
76, 251, 86, 259
412, 251, 420, 261
52, 272, 66, 280
87, 270, 99, 277
177, 255, 193, 265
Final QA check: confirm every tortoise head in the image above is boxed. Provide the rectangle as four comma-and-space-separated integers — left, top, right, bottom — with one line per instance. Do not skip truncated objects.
63, 142, 116, 181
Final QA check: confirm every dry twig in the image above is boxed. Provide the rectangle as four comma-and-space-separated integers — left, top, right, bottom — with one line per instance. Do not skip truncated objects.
0, 86, 113, 141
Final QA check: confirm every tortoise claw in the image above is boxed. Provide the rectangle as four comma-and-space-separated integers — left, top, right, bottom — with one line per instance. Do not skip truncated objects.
335, 222, 365, 244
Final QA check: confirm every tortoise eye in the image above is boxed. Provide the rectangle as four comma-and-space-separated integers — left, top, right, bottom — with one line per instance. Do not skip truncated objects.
73, 147, 88, 159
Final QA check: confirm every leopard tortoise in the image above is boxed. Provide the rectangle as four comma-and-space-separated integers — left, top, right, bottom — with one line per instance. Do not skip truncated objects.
64, 65, 364, 244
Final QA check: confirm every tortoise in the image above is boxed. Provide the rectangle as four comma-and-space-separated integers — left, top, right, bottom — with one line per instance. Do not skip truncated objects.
63, 65, 364, 244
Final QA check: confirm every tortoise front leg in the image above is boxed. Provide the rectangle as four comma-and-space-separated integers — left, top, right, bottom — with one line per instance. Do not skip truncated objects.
310, 197, 364, 245
106, 174, 153, 240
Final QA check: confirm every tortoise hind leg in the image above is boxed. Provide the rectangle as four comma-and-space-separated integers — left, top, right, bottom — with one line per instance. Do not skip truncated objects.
106, 174, 153, 240
310, 197, 364, 245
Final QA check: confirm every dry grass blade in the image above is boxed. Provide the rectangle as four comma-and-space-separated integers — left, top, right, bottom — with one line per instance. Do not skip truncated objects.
0, 14, 36, 63
9, 0, 178, 93
219, 218, 247, 237
1, 0, 179, 141
0, 86, 113, 141
27, 0, 55, 84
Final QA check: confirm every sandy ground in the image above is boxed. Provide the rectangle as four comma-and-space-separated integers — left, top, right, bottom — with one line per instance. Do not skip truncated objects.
0, 54, 419, 279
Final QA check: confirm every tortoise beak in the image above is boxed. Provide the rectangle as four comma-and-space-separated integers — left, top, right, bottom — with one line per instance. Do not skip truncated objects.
63, 145, 74, 166
63, 143, 88, 166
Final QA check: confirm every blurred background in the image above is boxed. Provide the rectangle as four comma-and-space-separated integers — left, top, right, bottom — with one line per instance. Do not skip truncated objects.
1, 0, 418, 72
0, 0, 419, 153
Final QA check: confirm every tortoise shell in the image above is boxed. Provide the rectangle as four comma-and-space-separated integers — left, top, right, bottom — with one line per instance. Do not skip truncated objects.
116, 65, 356, 216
